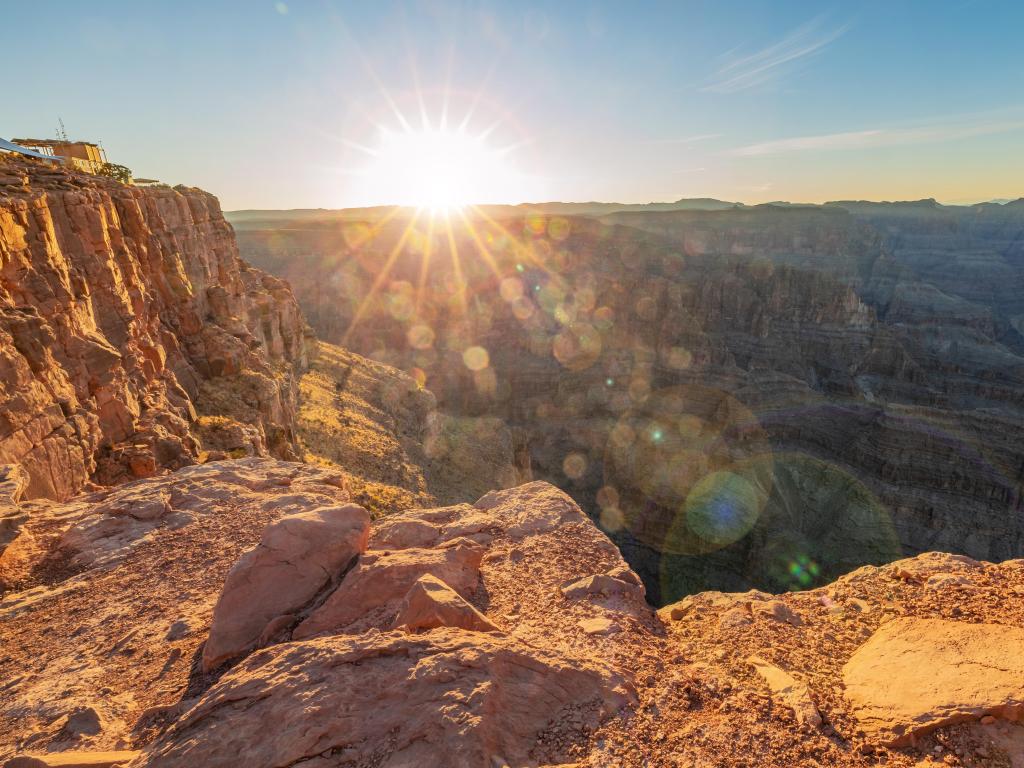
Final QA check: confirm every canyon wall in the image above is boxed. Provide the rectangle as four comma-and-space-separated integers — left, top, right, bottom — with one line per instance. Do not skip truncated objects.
0, 156, 308, 500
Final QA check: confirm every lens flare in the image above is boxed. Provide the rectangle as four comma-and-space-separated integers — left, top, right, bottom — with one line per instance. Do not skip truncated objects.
462, 345, 490, 371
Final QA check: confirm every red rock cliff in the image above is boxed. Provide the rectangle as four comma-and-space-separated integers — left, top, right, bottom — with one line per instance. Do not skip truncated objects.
0, 156, 308, 500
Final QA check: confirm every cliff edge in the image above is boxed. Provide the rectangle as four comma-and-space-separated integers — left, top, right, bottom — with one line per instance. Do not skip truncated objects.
0, 156, 308, 500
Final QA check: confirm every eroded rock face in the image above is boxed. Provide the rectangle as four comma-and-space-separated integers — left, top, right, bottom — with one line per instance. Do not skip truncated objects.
0, 157, 309, 501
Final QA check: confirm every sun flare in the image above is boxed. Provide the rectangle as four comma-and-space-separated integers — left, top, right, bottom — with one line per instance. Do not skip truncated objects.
372, 128, 502, 212
353, 121, 530, 213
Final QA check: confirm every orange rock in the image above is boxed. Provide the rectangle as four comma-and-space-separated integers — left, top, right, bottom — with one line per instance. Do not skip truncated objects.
393, 573, 499, 633
131, 630, 629, 768
3, 751, 139, 768
843, 617, 1024, 746
202, 503, 370, 671
0, 156, 308, 502
748, 655, 822, 727
292, 537, 485, 639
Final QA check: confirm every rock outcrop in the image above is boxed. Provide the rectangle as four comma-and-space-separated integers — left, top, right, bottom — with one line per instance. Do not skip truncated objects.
2, 460, 1024, 767
392, 573, 500, 632
0, 156, 309, 502
200, 501, 370, 672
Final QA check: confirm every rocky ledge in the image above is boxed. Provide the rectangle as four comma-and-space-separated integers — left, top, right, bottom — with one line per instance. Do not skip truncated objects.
1, 459, 1021, 767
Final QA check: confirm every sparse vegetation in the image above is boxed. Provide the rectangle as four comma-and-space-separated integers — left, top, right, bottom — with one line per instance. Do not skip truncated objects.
98, 162, 133, 184
297, 341, 434, 515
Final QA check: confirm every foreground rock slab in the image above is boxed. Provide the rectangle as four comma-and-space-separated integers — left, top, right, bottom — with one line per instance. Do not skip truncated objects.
0, 459, 351, 757
7, 459, 1024, 767
133, 629, 628, 768
843, 617, 1024, 746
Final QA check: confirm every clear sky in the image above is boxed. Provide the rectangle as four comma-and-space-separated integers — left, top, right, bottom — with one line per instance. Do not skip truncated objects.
7, 1, 1024, 209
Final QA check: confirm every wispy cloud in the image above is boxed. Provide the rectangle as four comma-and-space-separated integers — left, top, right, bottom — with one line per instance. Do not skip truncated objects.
645, 133, 721, 145
728, 113, 1024, 156
703, 17, 848, 94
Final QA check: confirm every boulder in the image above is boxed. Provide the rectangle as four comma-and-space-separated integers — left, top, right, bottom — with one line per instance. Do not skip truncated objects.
293, 537, 485, 639
392, 574, 499, 633
202, 503, 370, 671
560, 572, 644, 601
842, 617, 1024, 745
473, 481, 591, 537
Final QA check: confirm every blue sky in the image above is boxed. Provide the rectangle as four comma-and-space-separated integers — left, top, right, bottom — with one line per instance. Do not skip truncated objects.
6, 1, 1024, 208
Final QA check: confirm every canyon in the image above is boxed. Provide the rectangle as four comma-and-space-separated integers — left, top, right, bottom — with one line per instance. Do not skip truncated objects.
1, 156, 1023, 767
232, 199, 1024, 603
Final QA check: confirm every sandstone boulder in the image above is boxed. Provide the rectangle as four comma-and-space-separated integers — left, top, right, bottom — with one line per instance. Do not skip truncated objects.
561, 571, 644, 601
293, 537, 485, 639
392, 573, 499, 633
842, 617, 1024, 745
473, 481, 591, 537
202, 503, 370, 671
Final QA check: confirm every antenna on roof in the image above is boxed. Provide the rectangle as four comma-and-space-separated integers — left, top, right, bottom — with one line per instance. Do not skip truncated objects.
56, 117, 68, 142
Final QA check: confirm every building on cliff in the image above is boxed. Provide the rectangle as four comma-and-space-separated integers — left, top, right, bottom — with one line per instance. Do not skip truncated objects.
10, 137, 107, 174
0, 138, 63, 162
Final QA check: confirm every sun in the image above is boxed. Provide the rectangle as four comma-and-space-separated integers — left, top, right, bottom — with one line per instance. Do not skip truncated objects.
353, 122, 529, 213
370, 127, 500, 212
